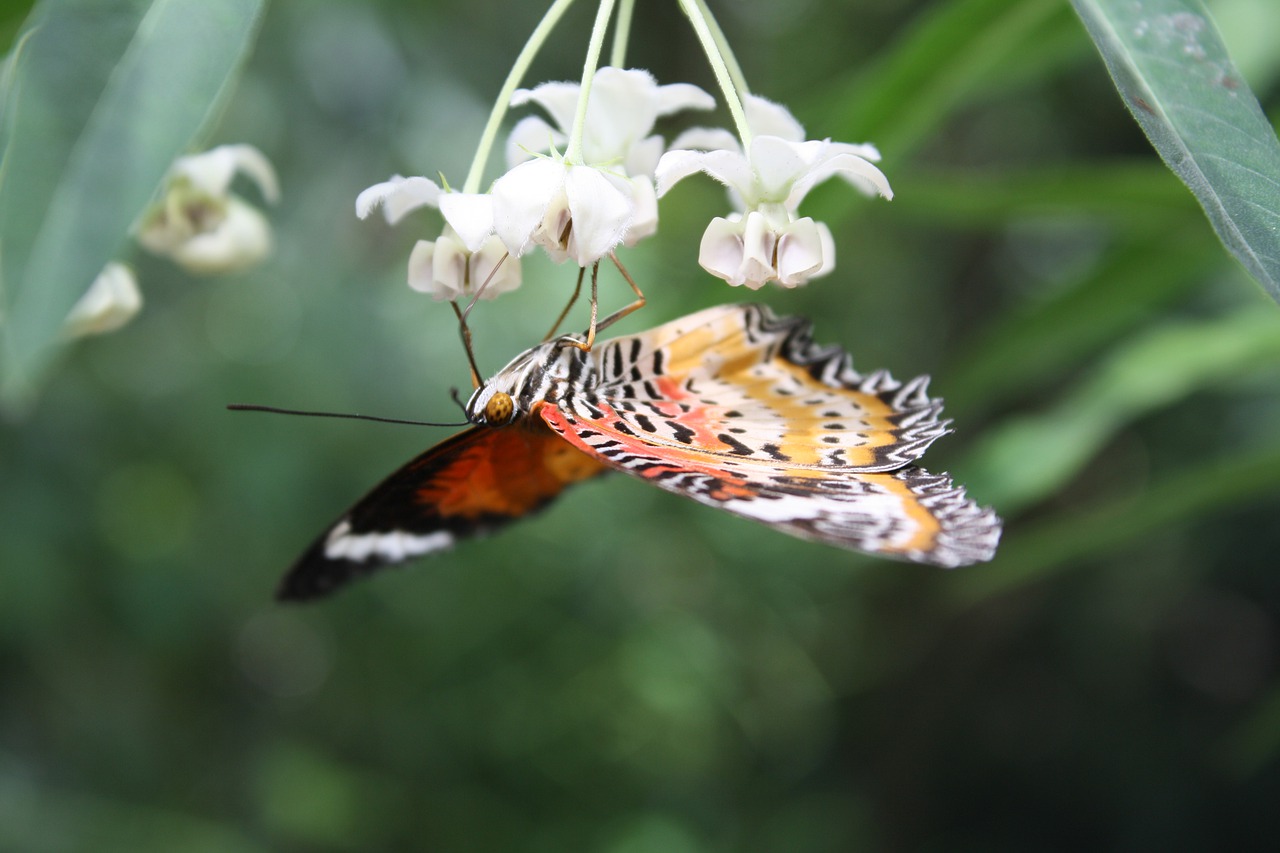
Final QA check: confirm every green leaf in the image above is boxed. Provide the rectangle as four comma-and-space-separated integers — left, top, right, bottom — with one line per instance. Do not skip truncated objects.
963, 307, 1280, 514
1070, 0, 1280, 301
0, 0, 265, 407
884, 163, 1199, 229
943, 225, 1217, 415
953, 439, 1280, 603
818, 0, 1084, 159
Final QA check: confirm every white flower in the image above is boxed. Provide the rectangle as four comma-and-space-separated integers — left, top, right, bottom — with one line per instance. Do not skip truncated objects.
699, 211, 836, 289
505, 67, 715, 179
407, 227, 520, 302
357, 174, 521, 300
656, 97, 890, 289
355, 175, 442, 224
495, 68, 711, 266
491, 155, 638, 266
64, 262, 142, 338
137, 144, 278, 274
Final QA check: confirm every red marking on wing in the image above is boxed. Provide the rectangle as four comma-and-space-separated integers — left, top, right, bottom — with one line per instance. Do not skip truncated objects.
541, 405, 757, 501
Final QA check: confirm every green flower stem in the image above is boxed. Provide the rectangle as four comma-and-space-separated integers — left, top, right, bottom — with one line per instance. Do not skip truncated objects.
463, 0, 577, 194
678, 0, 751, 148
609, 0, 635, 68
565, 0, 617, 163
691, 0, 749, 97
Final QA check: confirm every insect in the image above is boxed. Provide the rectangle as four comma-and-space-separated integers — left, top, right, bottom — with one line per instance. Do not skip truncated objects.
277, 303, 1001, 600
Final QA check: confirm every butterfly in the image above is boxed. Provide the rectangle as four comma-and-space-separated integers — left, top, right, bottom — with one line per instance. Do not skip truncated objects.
278, 303, 1001, 600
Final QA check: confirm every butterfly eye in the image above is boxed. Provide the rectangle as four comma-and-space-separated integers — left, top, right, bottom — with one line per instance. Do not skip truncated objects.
484, 391, 515, 425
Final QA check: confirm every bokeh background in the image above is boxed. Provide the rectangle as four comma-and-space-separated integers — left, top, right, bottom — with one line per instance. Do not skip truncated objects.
4, 0, 1280, 849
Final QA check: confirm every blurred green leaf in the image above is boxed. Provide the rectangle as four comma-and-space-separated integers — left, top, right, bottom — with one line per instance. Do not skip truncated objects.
1071, 0, 1280, 300
0, 0, 264, 407
821, 0, 1083, 158
887, 163, 1199, 228
964, 307, 1280, 513
944, 225, 1217, 413
1223, 683, 1280, 778
955, 439, 1280, 602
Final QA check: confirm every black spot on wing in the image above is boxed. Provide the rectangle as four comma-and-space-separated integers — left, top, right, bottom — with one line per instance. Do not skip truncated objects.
718, 433, 754, 456
669, 421, 696, 444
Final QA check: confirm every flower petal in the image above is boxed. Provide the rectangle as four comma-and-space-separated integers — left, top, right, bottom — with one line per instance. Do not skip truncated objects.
356, 175, 442, 223
562, 166, 634, 265
64, 262, 142, 338
785, 149, 893, 207
652, 81, 716, 117
749, 136, 813, 201
775, 217, 828, 286
227, 144, 280, 203
667, 126, 741, 153
698, 216, 746, 284
505, 115, 565, 167
581, 68, 663, 156
472, 235, 522, 298
735, 211, 777, 289
743, 95, 806, 141
491, 158, 564, 257
511, 80, 581, 133
438, 192, 497, 252
655, 148, 753, 197
624, 135, 666, 180
699, 212, 774, 289
169, 196, 272, 274
407, 238, 450, 299
620, 176, 658, 247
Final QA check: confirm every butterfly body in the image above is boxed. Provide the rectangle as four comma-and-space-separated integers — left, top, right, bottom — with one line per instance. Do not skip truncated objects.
279, 304, 1000, 600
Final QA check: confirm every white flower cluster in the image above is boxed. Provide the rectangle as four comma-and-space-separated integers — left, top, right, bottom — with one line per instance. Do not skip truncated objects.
66, 144, 279, 339
359, 66, 891, 299
138, 144, 279, 275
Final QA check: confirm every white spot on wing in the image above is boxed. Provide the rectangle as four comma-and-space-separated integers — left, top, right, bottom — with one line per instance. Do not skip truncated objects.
323, 520, 455, 562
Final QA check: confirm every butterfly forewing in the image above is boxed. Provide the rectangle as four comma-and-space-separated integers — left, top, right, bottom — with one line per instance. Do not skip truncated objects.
578, 304, 949, 472
278, 423, 606, 600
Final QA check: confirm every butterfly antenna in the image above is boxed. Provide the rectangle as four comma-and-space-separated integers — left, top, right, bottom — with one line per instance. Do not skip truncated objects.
227, 404, 469, 428
543, 266, 585, 340
449, 387, 470, 415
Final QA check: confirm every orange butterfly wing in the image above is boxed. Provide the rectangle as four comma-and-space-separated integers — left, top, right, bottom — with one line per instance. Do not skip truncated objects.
277, 421, 606, 600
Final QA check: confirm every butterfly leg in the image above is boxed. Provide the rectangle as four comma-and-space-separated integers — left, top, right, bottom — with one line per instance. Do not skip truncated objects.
451, 250, 515, 388
543, 266, 585, 340
593, 251, 646, 334
450, 300, 483, 389
561, 253, 646, 352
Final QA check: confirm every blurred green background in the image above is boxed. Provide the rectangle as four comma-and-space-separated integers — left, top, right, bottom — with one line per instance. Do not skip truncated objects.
4, 0, 1280, 849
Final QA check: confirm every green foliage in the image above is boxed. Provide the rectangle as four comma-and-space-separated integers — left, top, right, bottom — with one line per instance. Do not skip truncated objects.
2, 0, 1279, 850
0, 0, 264, 406
1072, 0, 1280, 300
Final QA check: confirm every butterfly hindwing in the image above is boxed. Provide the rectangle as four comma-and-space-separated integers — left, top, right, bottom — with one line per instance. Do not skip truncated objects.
541, 403, 999, 567
278, 423, 607, 600
539, 304, 1000, 566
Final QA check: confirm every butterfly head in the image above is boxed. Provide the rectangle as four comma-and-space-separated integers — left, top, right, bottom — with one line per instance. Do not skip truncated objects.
463, 339, 590, 427
465, 385, 519, 427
